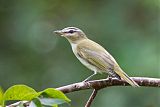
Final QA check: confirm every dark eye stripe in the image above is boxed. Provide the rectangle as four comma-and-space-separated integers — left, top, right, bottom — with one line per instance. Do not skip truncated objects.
64, 30, 76, 34
68, 30, 75, 33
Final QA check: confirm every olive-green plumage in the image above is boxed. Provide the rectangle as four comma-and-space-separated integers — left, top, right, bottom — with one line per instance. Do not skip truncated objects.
54, 27, 139, 87
76, 39, 116, 72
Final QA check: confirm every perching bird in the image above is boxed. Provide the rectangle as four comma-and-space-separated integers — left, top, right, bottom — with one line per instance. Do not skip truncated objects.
54, 27, 139, 87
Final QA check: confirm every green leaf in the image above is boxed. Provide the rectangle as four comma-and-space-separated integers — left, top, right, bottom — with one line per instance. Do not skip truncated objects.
38, 88, 71, 103
29, 98, 42, 107
17, 101, 25, 107
2, 85, 70, 107
29, 101, 37, 107
53, 105, 58, 107
39, 98, 65, 106
0, 87, 3, 105
3, 85, 38, 101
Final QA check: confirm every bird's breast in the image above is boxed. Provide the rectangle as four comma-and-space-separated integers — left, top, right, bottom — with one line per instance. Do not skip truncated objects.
71, 43, 98, 72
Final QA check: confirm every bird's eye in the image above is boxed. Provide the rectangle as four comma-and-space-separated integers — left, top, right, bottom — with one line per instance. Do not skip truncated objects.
68, 30, 74, 33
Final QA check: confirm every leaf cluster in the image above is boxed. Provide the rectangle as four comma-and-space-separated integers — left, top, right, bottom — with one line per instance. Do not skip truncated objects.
0, 85, 70, 107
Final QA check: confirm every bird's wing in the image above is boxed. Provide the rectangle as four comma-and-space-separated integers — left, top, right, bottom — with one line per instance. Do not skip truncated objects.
77, 43, 115, 71
76, 40, 139, 87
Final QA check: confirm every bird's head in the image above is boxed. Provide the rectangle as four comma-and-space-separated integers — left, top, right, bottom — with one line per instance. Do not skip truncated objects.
54, 27, 87, 43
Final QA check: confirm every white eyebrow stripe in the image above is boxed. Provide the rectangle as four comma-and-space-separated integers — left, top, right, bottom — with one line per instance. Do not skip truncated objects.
62, 27, 82, 33
66, 27, 79, 30
67, 27, 77, 29
62, 29, 75, 32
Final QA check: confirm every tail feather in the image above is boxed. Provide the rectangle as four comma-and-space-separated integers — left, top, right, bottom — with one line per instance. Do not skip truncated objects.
114, 66, 140, 87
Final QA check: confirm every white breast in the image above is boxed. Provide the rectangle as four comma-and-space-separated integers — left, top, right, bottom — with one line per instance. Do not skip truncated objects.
71, 43, 98, 73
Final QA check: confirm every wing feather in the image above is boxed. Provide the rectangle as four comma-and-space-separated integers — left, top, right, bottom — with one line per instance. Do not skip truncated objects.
77, 45, 115, 72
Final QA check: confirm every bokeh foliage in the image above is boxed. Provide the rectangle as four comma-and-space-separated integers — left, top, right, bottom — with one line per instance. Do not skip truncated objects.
0, 0, 160, 107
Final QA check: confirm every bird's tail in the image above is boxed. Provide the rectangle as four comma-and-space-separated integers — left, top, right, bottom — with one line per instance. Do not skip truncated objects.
114, 66, 140, 87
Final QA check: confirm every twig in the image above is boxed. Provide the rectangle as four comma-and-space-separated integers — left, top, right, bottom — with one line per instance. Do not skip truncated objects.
85, 89, 98, 107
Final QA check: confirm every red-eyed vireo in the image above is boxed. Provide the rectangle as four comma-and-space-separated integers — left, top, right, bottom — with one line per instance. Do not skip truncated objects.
54, 27, 139, 87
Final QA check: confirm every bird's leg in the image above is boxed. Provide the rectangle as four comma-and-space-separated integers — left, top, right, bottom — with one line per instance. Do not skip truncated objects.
107, 75, 113, 82
116, 74, 121, 80
83, 72, 97, 82
107, 71, 121, 83
108, 70, 121, 80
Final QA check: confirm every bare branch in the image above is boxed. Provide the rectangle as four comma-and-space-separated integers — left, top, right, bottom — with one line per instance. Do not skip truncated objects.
85, 89, 98, 107
56, 77, 160, 93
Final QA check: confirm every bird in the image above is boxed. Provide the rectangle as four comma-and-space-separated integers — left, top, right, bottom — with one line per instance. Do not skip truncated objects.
54, 27, 139, 87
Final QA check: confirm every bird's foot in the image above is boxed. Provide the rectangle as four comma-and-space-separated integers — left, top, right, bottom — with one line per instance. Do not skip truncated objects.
83, 79, 89, 82
107, 76, 112, 83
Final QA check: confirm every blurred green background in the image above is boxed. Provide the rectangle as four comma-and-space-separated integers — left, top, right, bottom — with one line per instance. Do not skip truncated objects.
0, 0, 160, 107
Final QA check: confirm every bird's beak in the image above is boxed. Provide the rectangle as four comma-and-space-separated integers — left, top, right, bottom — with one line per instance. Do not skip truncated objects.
54, 30, 64, 36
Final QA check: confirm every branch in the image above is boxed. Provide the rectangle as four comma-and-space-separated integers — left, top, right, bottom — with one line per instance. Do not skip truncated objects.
7, 77, 160, 107
85, 89, 98, 107
56, 77, 160, 93
56, 77, 160, 107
